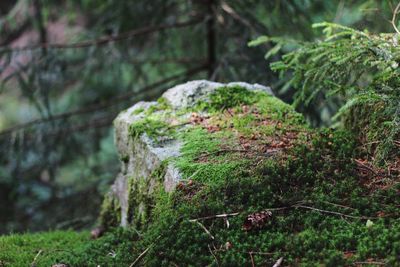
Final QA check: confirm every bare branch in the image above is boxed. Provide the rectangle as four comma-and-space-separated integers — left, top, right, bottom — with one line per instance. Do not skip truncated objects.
391, 1, 400, 35
0, 64, 208, 137
0, 18, 205, 52
272, 257, 284, 267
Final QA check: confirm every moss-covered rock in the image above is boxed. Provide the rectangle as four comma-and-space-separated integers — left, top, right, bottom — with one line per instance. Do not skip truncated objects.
2, 80, 399, 266
95, 80, 400, 266
101, 80, 274, 229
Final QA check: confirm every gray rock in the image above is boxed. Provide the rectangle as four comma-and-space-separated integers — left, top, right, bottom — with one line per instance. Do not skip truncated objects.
108, 80, 273, 227
162, 80, 273, 109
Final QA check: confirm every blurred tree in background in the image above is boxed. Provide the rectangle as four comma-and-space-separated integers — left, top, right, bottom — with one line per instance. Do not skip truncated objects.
0, 0, 395, 233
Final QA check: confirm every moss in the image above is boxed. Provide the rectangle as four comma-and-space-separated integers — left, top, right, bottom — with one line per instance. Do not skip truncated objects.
197, 85, 260, 111
127, 162, 167, 229
128, 118, 173, 141
71, 86, 400, 266
131, 107, 145, 115
343, 100, 399, 167
132, 128, 400, 266
145, 97, 171, 115
0, 228, 142, 266
117, 87, 399, 265
99, 194, 121, 230
120, 155, 129, 163
0, 231, 88, 267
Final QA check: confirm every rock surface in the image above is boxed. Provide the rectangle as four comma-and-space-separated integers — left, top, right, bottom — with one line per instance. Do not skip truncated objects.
108, 80, 273, 227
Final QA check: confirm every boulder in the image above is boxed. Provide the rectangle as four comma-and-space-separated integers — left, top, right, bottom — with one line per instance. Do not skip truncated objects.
102, 80, 273, 227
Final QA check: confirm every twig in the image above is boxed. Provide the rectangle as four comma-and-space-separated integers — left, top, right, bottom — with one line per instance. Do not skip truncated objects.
193, 220, 215, 240
129, 216, 187, 266
353, 261, 385, 265
249, 252, 255, 267
0, 18, 205, 52
321, 201, 356, 211
208, 245, 220, 266
391, 1, 400, 35
189, 212, 240, 222
272, 257, 284, 267
189, 207, 289, 222
220, 1, 252, 29
0, 64, 208, 137
194, 149, 247, 160
194, 148, 281, 161
354, 159, 379, 177
129, 246, 151, 267
245, 251, 276, 256
293, 204, 372, 220
30, 250, 42, 267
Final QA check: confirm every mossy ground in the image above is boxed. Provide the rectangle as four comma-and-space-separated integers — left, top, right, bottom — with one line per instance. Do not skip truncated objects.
0, 231, 88, 266
2, 86, 399, 266
0, 229, 142, 267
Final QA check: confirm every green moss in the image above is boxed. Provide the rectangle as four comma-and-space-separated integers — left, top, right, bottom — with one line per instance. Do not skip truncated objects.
127, 162, 167, 229
99, 194, 121, 230
0, 231, 88, 267
343, 100, 399, 166
197, 85, 260, 111
131, 107, 145, 115
0, 228, 142, 266
128, 118, 173, 141
131, 128, 400, 266
120, 155, 129, 163
145, 97, 171, 115
78, 87, 400, 266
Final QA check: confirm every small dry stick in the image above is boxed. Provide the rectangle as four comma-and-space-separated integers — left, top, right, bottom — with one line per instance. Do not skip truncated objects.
193, 220, 215, 240
353, 261, 385, 265
189, 212, 240, 222
294, 204, 373, 220
31, 250, 43, 267
321, 201, 356, 211
129, 247, 151, 267
249, 252, 255, 267
129, 234, 163, 267
391, 1, 400, 35
272, 257, 284, 267
208, 245, 220, 266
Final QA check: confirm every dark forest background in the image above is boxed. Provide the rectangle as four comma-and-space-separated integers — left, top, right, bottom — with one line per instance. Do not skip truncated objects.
0, 0, 395, 234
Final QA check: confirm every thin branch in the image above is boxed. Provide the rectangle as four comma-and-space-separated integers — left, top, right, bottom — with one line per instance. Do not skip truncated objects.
391, 1, 400, 35
129, 246, 151, 267
320, 201, 356, 211
129, 57, 207, 65
0, 17, 205, 52
353, 261, 385, 265
220, 1, 252, 29
189, 212, 240, 222
30, 250, 42, 267
193, 220, 215, 240
194, 149, 247, 160
249, 252, 255, 267
293, 204, 373, 220
208, 245, 220, 266
0, 64, 208, 137
189, 207, 289, 222
272, 257, 284, 267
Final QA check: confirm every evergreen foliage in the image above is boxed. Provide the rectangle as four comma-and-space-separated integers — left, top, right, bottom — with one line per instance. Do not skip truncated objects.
251, 22, 400, 166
